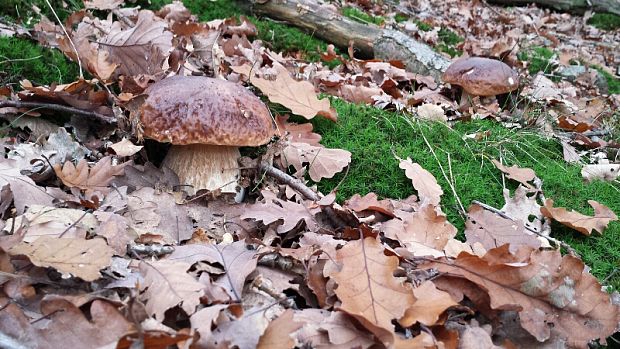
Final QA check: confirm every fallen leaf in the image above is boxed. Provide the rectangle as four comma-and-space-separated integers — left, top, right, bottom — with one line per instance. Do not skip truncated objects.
190, 304, 229, 348
581, 164, 620, 182
344, 192, 395, 217
139, 259, 204, 321
108, 138, 144, 157
9, 236, 113, 281
0, 159, 54, 214
241, 190, 320, 234
83, 0, 124, 10
492, 159, 536, 188
398, 157, 443, 205
283, 142, 351, 182
94, 211, 131, 255
400, 281, 458, 326
541, 199, 618, 235
205, 308, 270, 349
501, 186, 544, 235
251, 64, 337, 121
275, 115, 322, 146
257, 309, 302, 349
53, 156, 128, 196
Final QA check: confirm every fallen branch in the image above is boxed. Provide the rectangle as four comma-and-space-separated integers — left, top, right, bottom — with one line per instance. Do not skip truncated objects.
0, 100, 117, 124
487, 0, 620, 16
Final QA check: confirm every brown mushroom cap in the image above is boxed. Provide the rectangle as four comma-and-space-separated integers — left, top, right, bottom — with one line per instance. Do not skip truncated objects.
140, 76, 275, 146
442, 57, 519, 96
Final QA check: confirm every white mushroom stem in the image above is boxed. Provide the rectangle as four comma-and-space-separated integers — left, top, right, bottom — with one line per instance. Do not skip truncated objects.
162, 144, 242, 196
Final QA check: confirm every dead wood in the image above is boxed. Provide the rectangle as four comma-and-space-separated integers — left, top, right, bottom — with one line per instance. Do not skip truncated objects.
487, 0, 620, 16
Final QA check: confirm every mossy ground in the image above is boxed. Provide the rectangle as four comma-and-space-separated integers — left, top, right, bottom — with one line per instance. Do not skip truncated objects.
342, 6, 385, 26
587, 13, 620, 31
2, 0, 619, 289
518, 46, 555, 75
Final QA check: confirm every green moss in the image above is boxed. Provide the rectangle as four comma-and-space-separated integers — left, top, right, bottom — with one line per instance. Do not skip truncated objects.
437, 28, 463, 57
394, 13, 409, 23
311, 99, 620, 287
342, 6, 385, 26
415, 20, 433, 32
0, 0, 82, 25
518, 46, 555, 75
587, 13, 620, 31
0, 36, 79, 86
592, 65, 620, 94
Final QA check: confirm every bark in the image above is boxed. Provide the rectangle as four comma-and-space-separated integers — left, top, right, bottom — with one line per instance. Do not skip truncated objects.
236, 0, 451, 81
487, 0, 620, 16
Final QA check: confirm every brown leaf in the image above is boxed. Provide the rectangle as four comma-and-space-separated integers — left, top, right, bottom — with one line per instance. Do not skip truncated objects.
257, 309, 302, 349
424, 246, 620, 347
492, 159, 536, 188
53, 156, 128, 196
541, 199, 618, 236
108, 138, 143, 157
344, 192, 395, 217
190, 304, 229, 348
0, 159, 54, 214
324, 237, 415, 340
139, 259, 204, 321
398, 157, 443, 205
282, 142, 351, 182
8, 236, 113, 281
400, 281, 458, 327
5, 205, 98, 243
464, 203, 541, 252
251, 64, 337, 121
83, 0, 124, 10
501, 186, 544, 235
168, 240, 258, 302
275, 115, 322, 146
241, 190, 320, 234
581, 164, 620, 182
206, 308, 270, 349
94, 211, 131, 255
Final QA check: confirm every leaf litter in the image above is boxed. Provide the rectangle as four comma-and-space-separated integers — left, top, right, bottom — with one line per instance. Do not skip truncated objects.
0, 0, 618, 348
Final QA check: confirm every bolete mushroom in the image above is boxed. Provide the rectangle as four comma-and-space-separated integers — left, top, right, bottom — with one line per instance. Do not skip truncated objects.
442, 57, 519, 111
140, 76, 275, 199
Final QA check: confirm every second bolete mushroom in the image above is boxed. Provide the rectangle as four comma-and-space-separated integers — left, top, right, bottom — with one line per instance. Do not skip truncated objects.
442, 57, 519, 111
140, 76, 275, 199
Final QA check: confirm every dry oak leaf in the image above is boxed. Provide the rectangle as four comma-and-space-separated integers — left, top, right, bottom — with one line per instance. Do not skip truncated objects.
400, 281, 458, 327
251, 64, 338, 121
190, 304, 229, 348
8, 236, 113, 281
167, 240, 258, 302
108, 138, 144, 157
324, 237, 415, 337
344, 192, 395, 217
0, 158, 53, 214
293, 309, 377, 349
53, 156, 128, 196
424, 246, 620, 347
204, 307, 270, 349
139, 259, 204, 321
257, 309, 303, 349
0, 297, 133, 349
241, 190, 320, 234
464, 203, 541, 252
581, 164, 620, 182
84, 0, 124, 10
398, 157, 443, 205
541, 199, 618, 236
282, 142, 351, 182
492, 159, 536, 188
275, 115, 322, 146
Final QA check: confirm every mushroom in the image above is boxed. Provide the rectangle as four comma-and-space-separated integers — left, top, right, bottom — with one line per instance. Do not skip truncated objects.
140, 76, 275, 199
442, 57, 519, 111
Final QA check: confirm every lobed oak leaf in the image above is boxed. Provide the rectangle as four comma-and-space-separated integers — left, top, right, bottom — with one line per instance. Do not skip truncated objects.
464, 203, 541, 252
8, 236, 113, 281
108, 138, 144, 157
344, 192, 395, 217
501, 186, 544, 235
250, 64, 337, 121
275, 115, 322, 146
398, 157, 443, 205
257, 309, 302, 349
53, 156, 128, 196
324, 237, 415, 342
190, 304, 229, 348
293, 309, 377, 349
241, 190, 320, 234
94, 211, 131, 255
541, 199, 618, 236
282, 142, 351, 182
139, 259, 204, 321
424, 246, 620, 347
0, 159, 53, 214
205, 307, 270, 349
492, 159, 536, 188
400, 281, 458, 327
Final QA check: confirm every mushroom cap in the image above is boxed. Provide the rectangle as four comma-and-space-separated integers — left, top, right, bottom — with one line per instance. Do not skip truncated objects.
442, 57, 519, 96
140, 76, 275, 146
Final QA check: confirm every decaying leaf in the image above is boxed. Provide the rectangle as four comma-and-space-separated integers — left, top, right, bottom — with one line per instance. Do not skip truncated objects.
344, 192, 395, 217
0, 159, 54, 214
541, 199, 618, 236
276, 115, 322, 146
398, 157, 443, 205
108, 138, 144, 157
139, 259, 204, 321
8, 236, 113, 281
424, 246, 620, 347
205, 307, 271, 349
257, 309, 302, 349
400, 281, 458, 327
241, 190, 319, 234
251, 64, 337, 121
282, 142, 351, 182
581, 164, 620, 182
492, 159, 536, 188
324, 237, 414, 343
53, 156, 128, 196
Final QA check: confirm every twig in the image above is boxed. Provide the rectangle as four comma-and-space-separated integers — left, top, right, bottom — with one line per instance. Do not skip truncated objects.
44, 0, 83, 79
0, 101, 116, 124
471, 200, 580, 257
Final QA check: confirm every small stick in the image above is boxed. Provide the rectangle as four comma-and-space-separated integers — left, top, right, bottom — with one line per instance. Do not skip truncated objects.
0, 100, 116, 124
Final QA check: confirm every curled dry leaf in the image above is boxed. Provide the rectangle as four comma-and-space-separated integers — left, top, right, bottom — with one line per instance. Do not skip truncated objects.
344, 192, 395, 217
282, 142, 351, 182
257, 309, 302, 349
424, 246, 620, 347
324, 237, 414, 344
241, 190, 320, 234
581, 164, 620, 182
108, 138, 144, 157
491, 159, 536, 188
398, 157, 443, 205
275, 115, 322, 146
8, 236, 113, 281
400, 281, 458, 327
139, 259, 204, 321
541, 199, 618, 236
0, 159, 54, 214
250, 64, 338, 121
53, 156, 129, 196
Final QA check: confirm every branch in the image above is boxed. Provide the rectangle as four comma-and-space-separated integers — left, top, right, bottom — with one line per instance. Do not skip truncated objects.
0, 101, 117, 124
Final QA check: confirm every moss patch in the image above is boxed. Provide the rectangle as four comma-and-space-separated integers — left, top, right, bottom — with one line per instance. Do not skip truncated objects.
342, 6, 385, 26
592, 65, 620, 94
311, 99, 620, 287
0, 36, 79, 86
587, 13, 620, 31
518, 46, 555, 75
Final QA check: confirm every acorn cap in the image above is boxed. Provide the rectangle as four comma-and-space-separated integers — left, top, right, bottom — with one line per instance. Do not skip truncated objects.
442, 57, 519, 96
140, 76, 275, 146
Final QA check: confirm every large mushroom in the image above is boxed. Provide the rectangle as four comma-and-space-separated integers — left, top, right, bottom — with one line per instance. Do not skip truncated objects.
140, 76, 276, 199
442, 57, 519, 111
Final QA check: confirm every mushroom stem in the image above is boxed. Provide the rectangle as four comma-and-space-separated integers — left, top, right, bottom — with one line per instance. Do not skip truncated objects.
162, 144, 241, 195
458, 90, 471, 112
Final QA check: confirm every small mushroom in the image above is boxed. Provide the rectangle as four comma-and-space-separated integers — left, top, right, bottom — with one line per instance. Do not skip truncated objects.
442, 57, 519, 111
140, 76, 275, 200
